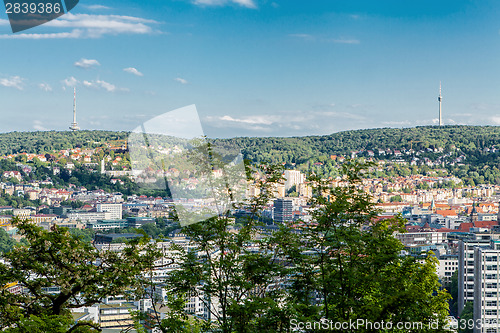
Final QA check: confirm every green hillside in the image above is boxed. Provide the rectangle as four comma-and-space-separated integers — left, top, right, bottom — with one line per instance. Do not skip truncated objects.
0, 130, 128, 155
220, 125, 500, 164
2, 125, 499, 158
1, 126, 500, 186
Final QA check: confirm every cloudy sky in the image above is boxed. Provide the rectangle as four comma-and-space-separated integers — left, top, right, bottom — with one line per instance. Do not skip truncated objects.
1, 0, 500, 138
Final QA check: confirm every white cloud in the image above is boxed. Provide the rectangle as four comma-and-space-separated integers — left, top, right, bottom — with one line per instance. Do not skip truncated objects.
0, 30, 84, 39
74, 58, 100, 69
382, 120, 412, 126
193, 0, 257, 9
39, 83, 53, 92
204, 106, 374, 135
219, 115, 276, 125
232, 0, 257, 7
174, 77, 188, 84
124, 67, 144, 76
33, 120, 47, 131
320, 111, 366, 121
450, 112, 473, 117
83, 79, 128, 92
0, 76, 24, 90
490, 116, 500, 125
62, 76, 79, 88
83, 4, 111, 10
0, 13, 160, 39
0, 19, 9, 26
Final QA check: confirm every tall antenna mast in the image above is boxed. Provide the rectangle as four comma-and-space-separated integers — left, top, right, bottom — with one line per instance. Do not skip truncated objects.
69, 87, 80, 131
438, 82, 443, 126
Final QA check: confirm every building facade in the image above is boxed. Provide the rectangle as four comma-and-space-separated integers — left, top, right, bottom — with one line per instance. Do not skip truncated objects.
97, 203, 123, 220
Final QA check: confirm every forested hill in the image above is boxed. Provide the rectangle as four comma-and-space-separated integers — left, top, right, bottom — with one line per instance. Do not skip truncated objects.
219, 125, 500, 164
1, 126, 500, 163
0, 130, 128, 155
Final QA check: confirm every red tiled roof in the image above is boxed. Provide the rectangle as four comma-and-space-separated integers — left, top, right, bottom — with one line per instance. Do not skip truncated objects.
436, 228, 455, 232
474, 221, 499, 229
458, 223, 473, 232
435, 209, 458, 217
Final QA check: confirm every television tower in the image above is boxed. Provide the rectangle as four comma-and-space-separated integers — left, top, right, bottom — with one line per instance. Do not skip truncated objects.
438, 82, 443, 126
69, 87, 80, 131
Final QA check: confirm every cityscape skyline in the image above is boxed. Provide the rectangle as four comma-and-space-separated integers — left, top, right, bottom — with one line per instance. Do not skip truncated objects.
1, 0, 500, 138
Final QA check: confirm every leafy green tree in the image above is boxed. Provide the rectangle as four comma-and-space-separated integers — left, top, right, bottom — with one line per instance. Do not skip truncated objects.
459, 302, 473, 333
446, 270, 459, 317
67, 228, 95, 244
280, 161, 451, 332
390, 194, 403, 202
0, 217, 158, 332
0, 228, 15, 253
155, 162, 288, 333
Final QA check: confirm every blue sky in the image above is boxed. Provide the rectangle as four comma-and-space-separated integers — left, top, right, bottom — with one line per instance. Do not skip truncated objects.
1, 0, 500, 138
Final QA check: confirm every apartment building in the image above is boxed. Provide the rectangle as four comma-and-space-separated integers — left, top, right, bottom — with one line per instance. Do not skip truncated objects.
474, 242, 500, 333
458, 238, 492, 314
97, 203, 123, 220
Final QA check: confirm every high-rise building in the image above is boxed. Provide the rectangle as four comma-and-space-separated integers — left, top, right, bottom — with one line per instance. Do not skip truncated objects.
97, 203, 123, 220
474, 242, 500, 333
458, 238, 491, 314
273, 198, 293, 223
284, 170, 305, 191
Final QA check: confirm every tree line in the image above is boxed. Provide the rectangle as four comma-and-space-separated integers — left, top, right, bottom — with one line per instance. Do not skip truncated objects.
0, 162, 451, 332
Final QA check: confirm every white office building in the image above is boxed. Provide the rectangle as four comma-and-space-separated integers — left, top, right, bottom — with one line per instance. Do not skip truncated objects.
67, 211, 110, 222
474, 241, 500, 333
284, 170, 305, 191
458, 238, 491, 314
97, 203, 123, 220
436, 255, 458, 284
